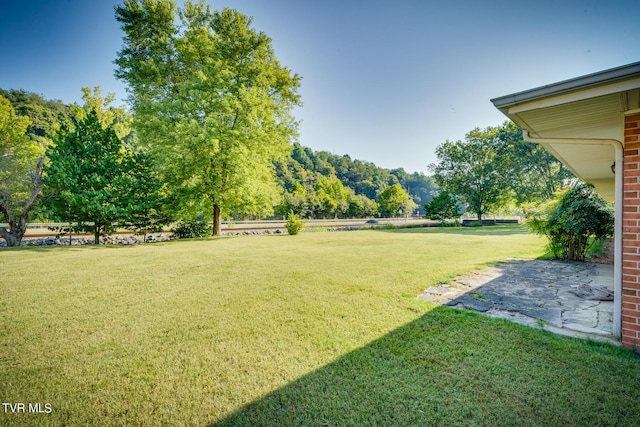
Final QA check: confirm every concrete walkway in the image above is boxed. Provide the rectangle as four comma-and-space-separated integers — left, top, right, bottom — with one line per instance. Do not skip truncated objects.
418, 259, 617, 345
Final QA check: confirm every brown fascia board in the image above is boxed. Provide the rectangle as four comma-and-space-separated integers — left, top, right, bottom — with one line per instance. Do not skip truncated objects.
490, 61, 640, 112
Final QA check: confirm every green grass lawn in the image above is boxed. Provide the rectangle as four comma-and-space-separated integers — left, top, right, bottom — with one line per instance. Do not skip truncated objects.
1, 226, 639, 426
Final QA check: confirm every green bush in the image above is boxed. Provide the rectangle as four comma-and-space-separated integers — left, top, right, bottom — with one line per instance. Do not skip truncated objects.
424, 191, 461, 225
171, 220, 211, 239
286, 212, 306, 235
526, 181, 614, 261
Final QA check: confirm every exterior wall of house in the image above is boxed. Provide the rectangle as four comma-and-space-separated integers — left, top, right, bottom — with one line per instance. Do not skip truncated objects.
622, 112, 640, 349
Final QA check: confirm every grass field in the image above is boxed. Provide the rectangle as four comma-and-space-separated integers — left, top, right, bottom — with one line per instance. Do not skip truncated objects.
1, 226, 639, 426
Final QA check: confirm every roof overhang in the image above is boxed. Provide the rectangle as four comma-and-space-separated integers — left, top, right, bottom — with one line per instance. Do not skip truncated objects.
491, 61, 640, 202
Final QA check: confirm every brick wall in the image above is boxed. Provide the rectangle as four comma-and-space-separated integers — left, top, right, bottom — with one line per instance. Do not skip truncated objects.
622, 113, 640, 349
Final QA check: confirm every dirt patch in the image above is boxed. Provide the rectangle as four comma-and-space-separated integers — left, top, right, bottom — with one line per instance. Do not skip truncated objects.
586, 239, 614, 265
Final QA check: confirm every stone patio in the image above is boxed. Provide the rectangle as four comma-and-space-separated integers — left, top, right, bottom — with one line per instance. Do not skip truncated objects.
418, 259, 617, 345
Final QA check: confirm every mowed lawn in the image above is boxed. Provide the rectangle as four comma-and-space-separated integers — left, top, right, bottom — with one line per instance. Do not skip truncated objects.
1, 226, 640, 426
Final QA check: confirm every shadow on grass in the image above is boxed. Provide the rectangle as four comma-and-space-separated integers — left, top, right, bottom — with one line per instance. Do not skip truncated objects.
374, 224, 531, 236
211, 306, 640, 427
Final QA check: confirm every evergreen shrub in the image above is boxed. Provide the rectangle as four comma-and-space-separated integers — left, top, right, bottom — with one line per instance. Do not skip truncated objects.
286, 212, 306, 235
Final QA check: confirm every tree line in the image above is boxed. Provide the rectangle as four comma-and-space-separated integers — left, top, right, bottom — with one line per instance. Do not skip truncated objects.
274, 143, 436, 219
0, 86, 431, 245
1, 0, 574, 247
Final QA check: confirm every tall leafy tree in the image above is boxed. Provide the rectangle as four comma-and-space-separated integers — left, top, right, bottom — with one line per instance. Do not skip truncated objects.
0, 96, 46, 246
429, 127, 511, 224
45, 88, 166, 244
123, 151, 171, 240
347, 193, 378, 218
115, 0, 301, 235
45, 111, 133, 244
312, 176, 349, 218
424, 191, 461, 225
377, 183, 409, 217
496, 121, 573, 204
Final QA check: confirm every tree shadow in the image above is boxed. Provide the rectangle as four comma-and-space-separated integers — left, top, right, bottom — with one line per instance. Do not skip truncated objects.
373, 224, 531, 236
211, 306, 639, 426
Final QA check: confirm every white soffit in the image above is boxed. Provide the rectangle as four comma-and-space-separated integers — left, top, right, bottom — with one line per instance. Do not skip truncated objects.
543, 143, 615, 180
512, 93, 623, 140
542, 142, 616, 201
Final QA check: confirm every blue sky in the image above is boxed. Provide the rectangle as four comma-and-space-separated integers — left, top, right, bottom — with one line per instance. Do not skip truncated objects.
1, 0, 638, 173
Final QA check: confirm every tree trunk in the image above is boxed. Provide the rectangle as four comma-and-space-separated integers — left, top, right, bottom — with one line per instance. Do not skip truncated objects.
213, 203, 221, 236
0, 227, 21, 247
477, 211, 482, 226
0, 157, 43, 247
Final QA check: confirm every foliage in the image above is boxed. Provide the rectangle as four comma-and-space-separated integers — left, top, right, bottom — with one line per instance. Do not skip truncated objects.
312, 176, 350, 218
45, 112, 130, 243
430, 126, 509, 224
0, 95, 46, 246
171, 219, 211, 239
430, 122, 574, 223
285, 211, 306, 235
424, 191, 461, 225
347, 193, 379, 218
115, 0, 301, 236
496, 121, 573, 204
70, 87, 132, 140
123, 151, 172, 239
377, 183, 410, 217
0, 88, 71, 141
273, 142, 434, 219
388, 167, 438, 212
44, 87, 165, 245
526, 180, 614, 261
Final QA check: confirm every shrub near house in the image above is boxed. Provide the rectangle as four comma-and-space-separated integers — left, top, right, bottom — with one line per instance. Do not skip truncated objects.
526, 180, 614, 261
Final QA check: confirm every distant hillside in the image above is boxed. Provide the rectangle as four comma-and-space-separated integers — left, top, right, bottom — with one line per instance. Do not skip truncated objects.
273, 142, 436, 218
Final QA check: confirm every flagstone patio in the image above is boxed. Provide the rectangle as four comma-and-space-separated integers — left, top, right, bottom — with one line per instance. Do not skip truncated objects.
418, 259, 617, 344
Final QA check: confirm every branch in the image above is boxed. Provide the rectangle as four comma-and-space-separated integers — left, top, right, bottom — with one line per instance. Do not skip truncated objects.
0, 187, 15, 226
231, 108, 240, 129
18, 157, 44, 228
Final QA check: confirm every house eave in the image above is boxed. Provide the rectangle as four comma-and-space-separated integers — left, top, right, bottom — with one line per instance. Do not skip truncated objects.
491, 61, 640, 112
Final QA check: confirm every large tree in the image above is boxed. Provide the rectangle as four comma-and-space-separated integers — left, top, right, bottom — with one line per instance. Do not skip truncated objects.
496, 121, 572, 205
377, 183, 410, 217
115, 0, 301, 235
424, 191, 461, 225
0, 96, 46, 246
45, 88, 166, 244
429, 127, 510, 223
45, 111, 132, 244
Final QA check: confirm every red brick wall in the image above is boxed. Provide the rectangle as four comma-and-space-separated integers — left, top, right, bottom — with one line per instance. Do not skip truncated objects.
623, 113, 640, 349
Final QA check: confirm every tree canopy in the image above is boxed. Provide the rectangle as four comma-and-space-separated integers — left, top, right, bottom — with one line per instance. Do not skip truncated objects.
115, 0, 301, 235
430, 127, 508, 223
496, 121, 572, 205
0, 88, 71, 142
430, 122, 572, 222
273, 143, 432, 219
0, 95, 46, 246
44, 89, 166, 244
424, 191, 461, 225
377, 184, 410, 217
